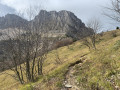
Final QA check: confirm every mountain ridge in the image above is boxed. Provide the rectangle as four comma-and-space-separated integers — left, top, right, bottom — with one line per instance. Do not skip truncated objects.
0, 10, 91, 38
0, 14, 28, 29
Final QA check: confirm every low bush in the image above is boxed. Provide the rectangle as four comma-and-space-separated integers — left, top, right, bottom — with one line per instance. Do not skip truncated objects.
111, 31, 117, 37
116, 27, 119, 29
20, 84, 33, 90
99, 32, 104, 37
53, 38, 73, 49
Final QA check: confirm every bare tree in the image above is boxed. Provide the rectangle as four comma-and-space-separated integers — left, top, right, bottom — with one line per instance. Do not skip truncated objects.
104, 0, 120, 22
1, 29, 25, 84
0, 4, 64, 84
82, 37, 92, 50
0, 5, 52, 83
86, 18, 102, 49
1, 22, 50, 83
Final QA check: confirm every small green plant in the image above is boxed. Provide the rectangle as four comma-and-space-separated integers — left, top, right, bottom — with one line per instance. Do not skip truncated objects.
107, 71, 116, 77
90, 82, 98, 90
20, 84, 33, 90
56, 81, 63, 87
113, 40, 120, 50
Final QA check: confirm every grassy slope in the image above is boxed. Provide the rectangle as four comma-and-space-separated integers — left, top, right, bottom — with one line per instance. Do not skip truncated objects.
75, 31, 120, 90
0, 37, 89, 90
0, 29, 120, 90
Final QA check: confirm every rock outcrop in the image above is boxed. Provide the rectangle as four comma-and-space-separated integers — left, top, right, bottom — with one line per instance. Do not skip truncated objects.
0, 14, 28, 29
32, 10, 85, 33
0, 10, 92, 38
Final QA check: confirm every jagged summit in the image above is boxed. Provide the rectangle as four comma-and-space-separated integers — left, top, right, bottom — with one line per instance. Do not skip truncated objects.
0, 14, 28, 29
33, 10, 85, 32
0, 10, 91, 38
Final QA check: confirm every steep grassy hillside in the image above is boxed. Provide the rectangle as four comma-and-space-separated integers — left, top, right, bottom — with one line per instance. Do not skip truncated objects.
74, 32, 120, 90
0, 38, 89, 90
0, 29, 120, 90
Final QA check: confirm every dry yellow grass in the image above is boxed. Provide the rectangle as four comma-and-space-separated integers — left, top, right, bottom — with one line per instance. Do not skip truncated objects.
0, 41, 89, 90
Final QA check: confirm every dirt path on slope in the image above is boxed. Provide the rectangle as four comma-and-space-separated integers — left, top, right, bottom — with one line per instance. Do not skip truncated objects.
61, 55, 87, 90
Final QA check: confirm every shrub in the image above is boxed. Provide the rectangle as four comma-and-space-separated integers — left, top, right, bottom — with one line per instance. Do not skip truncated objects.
111, 31, 117, 37
116, 27, 119, 29
99, 32, 104, 37
107, 71, 116, 77
53, 38, 73, 49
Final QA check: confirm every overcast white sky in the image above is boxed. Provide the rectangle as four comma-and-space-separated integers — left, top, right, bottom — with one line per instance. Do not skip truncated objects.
0, 0, 119, 31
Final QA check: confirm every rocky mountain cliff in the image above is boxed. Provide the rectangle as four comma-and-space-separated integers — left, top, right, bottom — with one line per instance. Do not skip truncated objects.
32, 10, 85, 32
0, 14, 28, 29
0, 10, 92, 37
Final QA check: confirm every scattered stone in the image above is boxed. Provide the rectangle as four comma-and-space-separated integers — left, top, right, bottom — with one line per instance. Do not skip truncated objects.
111, 55, 116, 58
62, 57, 86, 90
111, 75, 114, 78
112, 81, 115, 84
65, 84, 72, 88
117, 74, 120, 79
64, 81, 67, 85
64, 81, 67, 83
115, 86, 119, 89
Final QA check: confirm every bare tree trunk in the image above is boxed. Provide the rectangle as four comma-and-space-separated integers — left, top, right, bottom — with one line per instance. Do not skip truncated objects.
26, 52, 31, 82
31, 50, 38, 81
38, 57, 43, 75
13, 56, 24, 84
39, 59, 43, 75
55, 49, 62, 64
91, 35, 96, 50
37, 60, 40, 75
19, 65, 24, 83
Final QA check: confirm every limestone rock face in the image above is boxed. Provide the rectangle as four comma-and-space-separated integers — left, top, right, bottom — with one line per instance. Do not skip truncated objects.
0, 10, 92, 38
32, 10, 85, 33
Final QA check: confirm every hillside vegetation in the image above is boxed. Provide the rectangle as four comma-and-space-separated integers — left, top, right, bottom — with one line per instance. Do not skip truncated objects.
0, 29, 120, 90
